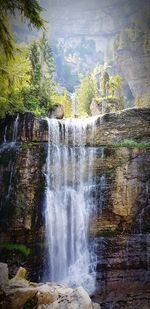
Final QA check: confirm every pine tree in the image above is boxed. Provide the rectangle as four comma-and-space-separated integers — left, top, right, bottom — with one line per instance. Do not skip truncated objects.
30, 41, 41, 89
0, 0, 45, 58
63, 90, 72, 117
79, 74, 97, 116
28, 33, 55, 110
39, 33, 55, 95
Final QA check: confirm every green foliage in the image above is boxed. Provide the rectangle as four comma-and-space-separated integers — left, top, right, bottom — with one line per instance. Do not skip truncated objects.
0, 33, 56, 118
24, 32, 55, 113
76, 63, 124, 116
0, 47, 31, 118
38, 32, 55, 94
114, 139, 150, 149
0, 243, 31, 256
135, 94, 150, 108
109, 75, 122, 97
101, 71, 109, 97
92, 63, 125, 112
23, 298, 37, 309
63, 90, 72, 118
96, 229, 118, 238
92, 63, 110, 97
79, 74, 98, 115
0, 0, 45, 58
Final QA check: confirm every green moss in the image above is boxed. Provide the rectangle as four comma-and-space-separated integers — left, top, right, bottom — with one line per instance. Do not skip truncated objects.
0, 200, 17, 229
0, 243, 31, 256
21, 142, 41, 151
102, 147, 114, 157
23, 298, 37, 309
96, 229, 118, 238
94, 95, 117, 103
0, 150, 17, 166
114, 139, 150, 149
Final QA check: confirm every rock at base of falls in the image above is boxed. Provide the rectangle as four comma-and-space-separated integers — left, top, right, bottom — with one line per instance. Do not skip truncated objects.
1, 264, 100, 309
0, 263, 8, 289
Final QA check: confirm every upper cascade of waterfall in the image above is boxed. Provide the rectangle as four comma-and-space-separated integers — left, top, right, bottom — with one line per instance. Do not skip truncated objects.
46, 115, 99, 147
12, 114, 19, 143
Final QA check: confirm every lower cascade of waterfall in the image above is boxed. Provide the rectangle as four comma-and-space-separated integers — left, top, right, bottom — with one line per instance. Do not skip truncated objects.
45, 117, 98, 293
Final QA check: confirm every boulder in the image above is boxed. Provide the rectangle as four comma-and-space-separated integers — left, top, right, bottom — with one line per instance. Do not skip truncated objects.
93, 303, 101, 309
40, 286, 95, 309
48, 104, 64, 119
0, 263, 100, 309
36, 284, 58, 305
3, 277, 101, 309
0, 263, 8, 289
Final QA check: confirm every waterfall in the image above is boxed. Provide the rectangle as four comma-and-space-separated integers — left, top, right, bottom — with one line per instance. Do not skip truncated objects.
1, 114, 19, 153
0, 114, 19, 200
45, 117, 98, 293
12, 113, 19, 143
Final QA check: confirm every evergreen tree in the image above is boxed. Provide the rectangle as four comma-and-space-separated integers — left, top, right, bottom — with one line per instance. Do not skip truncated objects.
30, 41, 42, 89
79, 74, 97, 116
0, 0, 45, 58
39, 32, 55, 96
27, 33, 55, 110
109, 75, 122, 97
101, 71, 109, 97
63, 90, 72, 117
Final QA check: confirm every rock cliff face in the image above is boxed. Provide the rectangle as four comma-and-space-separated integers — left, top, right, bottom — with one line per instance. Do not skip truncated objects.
0, 108, 150, 308
0, 108, 150, 144
116, 37, 150, 101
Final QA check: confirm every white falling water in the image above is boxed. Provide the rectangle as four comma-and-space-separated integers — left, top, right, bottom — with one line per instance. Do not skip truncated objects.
12, 113, 19, 143
1, 114, 19, 198
1, 114, 19, 153
45, 117, 98, 293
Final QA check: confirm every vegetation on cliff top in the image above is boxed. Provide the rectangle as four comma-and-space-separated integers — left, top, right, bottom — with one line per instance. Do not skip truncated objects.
114, 139, 150, 149
0, 0, 73, 119
0, 32, 72, 119
0, 1, 149, 119
75, 64, 125, 116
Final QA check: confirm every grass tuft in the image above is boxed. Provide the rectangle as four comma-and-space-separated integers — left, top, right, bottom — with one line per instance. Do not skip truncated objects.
114, 139, 150, 149
0, 243, 31, 256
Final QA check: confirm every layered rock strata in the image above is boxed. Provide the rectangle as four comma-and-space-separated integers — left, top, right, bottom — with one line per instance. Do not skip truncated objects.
0, 108, 150, 308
